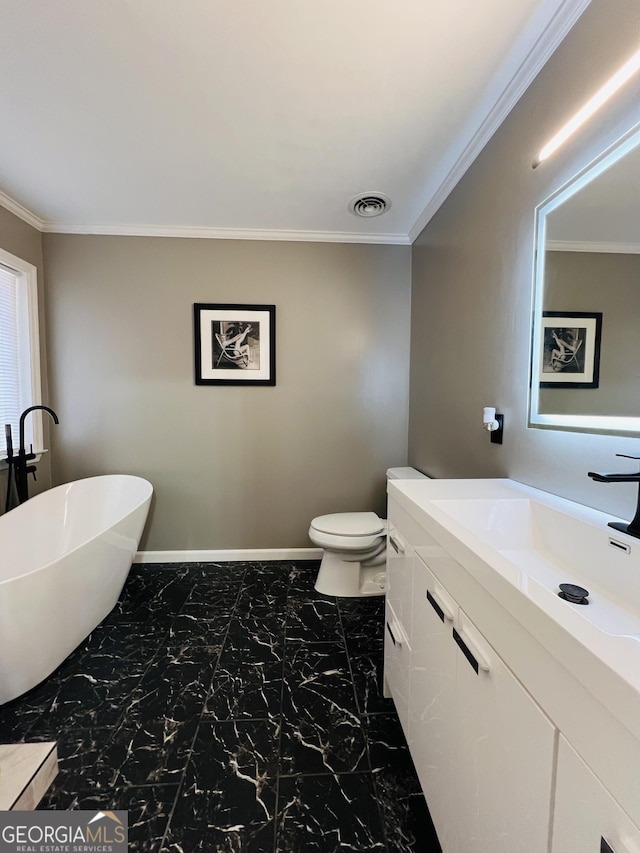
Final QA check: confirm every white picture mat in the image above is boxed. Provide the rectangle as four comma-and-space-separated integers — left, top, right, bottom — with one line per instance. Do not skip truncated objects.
199, 308, 271, 381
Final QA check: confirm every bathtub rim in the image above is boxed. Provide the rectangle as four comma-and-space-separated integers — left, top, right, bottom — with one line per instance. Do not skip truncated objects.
0, 473, 153, 586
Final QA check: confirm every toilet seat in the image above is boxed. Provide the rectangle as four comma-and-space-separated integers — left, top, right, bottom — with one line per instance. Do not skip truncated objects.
310, 512, 384, 536
309, 512, 386, 552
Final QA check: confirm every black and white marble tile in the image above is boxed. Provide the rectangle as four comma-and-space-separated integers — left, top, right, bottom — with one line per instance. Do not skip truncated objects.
127, 645, 220, 724
204, 657, 284, 721
84, 620, 169, 652
286, 561, 320, 597
347, 637, 395, 716
190, 562, 249, 584
275, 773, 387, 852
30, 728, 117, 797
103, 716, 199, 786
167, 602, 231, 647
185, 585, 243, 615
280, 643, 367, 775
162, 799, 276, 853
285, 597, 343, 643
164, 720, 280, 852
0, 560, 441, 853
339, 596, 386, 644
234, 564, 292, 617
221, 615, 286, 663
185, 718, 281, 787
111, 567, 196, 624
364, 713, 441, 852
42, 783, 177, 852
119, 786, 179, 853
279, 710, 369, 776
282, 642, 357, 713
0, 673, 62, 740
27, 668, 143, 734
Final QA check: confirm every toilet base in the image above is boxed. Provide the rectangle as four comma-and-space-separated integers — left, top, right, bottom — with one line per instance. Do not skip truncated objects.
314, 551, 386, 597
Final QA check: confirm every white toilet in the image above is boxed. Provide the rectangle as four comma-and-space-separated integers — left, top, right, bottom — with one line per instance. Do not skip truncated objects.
309, 467, 428, 597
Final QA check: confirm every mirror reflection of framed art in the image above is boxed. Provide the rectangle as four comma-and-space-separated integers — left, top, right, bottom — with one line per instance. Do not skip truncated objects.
539, 311, 602, 389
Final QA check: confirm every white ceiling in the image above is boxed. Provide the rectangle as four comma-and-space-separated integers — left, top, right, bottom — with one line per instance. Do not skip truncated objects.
0, 0, 590, 244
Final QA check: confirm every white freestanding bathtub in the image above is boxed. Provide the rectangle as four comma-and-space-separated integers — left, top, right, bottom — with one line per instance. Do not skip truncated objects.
0, 474, 153, 705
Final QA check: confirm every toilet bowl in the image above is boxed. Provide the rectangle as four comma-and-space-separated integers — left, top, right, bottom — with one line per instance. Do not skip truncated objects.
309, 467, 428, 597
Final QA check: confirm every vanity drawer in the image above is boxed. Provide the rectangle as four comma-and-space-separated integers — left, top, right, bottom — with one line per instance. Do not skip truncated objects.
384, 601, 412, 736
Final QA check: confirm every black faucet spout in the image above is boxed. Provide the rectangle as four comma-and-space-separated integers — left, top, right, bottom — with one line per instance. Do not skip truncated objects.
610, 496, 640, 539
13, 405, 60, 505
18, 405, 59, 456
588, 471, 640, 483
588, 455, 640, 540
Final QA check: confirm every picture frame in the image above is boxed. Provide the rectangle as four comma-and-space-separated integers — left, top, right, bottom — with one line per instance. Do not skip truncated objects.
194, 303, 276, 386
539, 311, 602, 388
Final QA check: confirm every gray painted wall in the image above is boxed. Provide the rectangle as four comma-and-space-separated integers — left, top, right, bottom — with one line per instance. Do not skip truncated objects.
0, 206, 53, 500
409, 0, 640, 523
42, 235, 411, 550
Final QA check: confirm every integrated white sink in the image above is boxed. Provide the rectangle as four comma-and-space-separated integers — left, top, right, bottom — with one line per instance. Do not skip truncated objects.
388, 478, 640, 711
431, 495, 640, 637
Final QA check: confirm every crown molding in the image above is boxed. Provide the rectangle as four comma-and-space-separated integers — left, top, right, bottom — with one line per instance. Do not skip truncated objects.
0, 193, 409, 243
546, 239, 640, 253
0, 191, 45, 230
408, 0, 592, 243
37, 221, 410, 244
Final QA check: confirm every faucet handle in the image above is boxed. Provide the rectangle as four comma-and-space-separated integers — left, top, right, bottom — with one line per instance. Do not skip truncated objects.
4, 424, 13, 458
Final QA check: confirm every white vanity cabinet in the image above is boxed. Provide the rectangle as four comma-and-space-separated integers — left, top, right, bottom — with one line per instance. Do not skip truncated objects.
410, 554, 556, 853
408, 557, 460, 851
383, 521, 414, 735
409, 556, 458, 849
449, 605, 555, 853
551, 737, 640, 853
386, 522, 413, 637
384, 478, 640, 853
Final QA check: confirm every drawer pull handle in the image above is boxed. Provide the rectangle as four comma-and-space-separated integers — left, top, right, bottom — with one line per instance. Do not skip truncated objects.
389, 535, 405, 554
601, 836, 640, 853
427, 590, 445, 622
386, 621, 402, 648
427, 588, 455, 622
453, 628, 478, 673
453, 628, 491, 674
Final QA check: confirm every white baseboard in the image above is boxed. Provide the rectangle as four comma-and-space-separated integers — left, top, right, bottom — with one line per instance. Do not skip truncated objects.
133, 548, 323, 564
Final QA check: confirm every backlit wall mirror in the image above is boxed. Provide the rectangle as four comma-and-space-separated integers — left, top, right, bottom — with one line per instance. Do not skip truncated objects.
529, 122, 640, 435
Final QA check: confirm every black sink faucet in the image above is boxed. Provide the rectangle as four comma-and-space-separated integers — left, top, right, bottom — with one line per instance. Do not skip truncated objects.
588, 454, 640, 539
14, 405, 59, 504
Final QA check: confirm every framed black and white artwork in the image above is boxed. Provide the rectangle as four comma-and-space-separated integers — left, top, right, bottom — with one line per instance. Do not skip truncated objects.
539, 311, 602, 389
194, 303, 276, 386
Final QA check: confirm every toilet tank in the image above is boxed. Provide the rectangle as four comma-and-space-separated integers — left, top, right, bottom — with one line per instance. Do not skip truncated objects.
386, 467, 429, 480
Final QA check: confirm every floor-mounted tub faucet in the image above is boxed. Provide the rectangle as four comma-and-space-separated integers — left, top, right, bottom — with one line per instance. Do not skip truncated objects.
13, 405, 59, 505
588, 453, 640, 539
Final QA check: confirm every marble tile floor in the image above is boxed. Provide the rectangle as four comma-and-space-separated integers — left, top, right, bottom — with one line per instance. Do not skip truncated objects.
0, 561, 442, 853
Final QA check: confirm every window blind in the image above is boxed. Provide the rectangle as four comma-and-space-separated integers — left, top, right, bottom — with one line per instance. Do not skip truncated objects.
0, 263, 22, 454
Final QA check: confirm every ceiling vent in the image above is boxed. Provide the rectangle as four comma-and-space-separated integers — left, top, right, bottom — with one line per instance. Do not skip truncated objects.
348, 193, 391, 218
